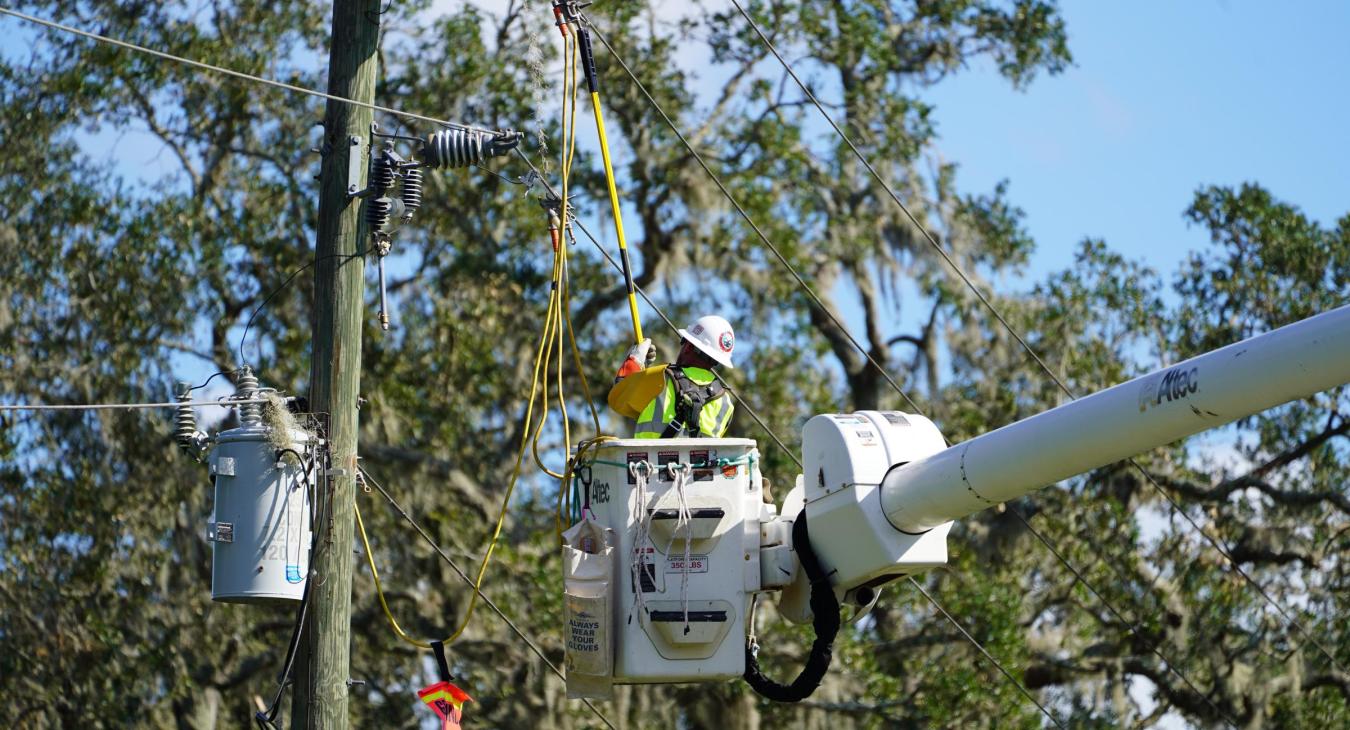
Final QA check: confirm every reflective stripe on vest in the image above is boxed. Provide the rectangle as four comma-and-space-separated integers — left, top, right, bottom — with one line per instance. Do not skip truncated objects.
633, 367, 734, 439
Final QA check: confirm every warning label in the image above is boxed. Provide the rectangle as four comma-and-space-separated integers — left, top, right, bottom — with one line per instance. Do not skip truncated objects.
664, 554, 709, 574
564, 596, 610, 675
626, 451, 648, 484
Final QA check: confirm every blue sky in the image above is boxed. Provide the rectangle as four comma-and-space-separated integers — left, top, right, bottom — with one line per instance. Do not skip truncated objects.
921, 0, 1350, 286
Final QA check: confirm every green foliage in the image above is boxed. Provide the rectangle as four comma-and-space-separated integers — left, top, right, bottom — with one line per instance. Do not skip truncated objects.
2, 1, 1347, 728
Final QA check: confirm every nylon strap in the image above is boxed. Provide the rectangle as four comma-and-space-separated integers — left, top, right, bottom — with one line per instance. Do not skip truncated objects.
431, 640, 453, 682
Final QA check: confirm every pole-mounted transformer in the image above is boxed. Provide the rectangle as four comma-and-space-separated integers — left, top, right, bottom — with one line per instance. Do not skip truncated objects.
175, 367, 316, 603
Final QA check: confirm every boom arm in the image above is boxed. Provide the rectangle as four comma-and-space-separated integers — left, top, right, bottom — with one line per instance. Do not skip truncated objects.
779, 304, 1350, 615
880, 303, 1350, 533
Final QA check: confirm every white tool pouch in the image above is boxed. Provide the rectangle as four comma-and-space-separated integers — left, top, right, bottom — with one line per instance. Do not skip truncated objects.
563, 518, 616, 700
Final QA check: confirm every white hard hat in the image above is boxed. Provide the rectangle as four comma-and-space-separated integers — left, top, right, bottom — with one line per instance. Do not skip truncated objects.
679, 315, 735, 369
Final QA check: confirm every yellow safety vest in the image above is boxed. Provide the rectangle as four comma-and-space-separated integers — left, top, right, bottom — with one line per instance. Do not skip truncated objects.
634, 366, 734, 439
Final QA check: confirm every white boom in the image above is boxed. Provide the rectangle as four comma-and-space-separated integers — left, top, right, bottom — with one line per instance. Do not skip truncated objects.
881, 303, 1350, 533
561, 305, 1350, 691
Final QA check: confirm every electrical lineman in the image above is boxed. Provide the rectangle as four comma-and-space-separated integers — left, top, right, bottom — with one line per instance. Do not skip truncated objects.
609, 315, 737, 438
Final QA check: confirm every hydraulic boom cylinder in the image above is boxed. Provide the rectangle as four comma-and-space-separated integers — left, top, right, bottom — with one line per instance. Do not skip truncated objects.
882, 304, 1350, 533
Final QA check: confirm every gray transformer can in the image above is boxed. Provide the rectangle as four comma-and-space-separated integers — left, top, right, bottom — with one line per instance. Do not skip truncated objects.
207, 425, 311, 603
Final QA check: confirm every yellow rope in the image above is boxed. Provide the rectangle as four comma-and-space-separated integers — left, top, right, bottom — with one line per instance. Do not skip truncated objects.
357, 28, 610, 650
355, 500, 432, 649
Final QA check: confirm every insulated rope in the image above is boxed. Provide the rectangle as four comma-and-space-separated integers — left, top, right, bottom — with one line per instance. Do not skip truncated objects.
724, 0, 1344, 687
355, 499, 435, 649
442, 240, 574, 641
360, 157, 600, 645
666, 464, 694, 633
626, 460, 655, 625
558, 35, 602, 437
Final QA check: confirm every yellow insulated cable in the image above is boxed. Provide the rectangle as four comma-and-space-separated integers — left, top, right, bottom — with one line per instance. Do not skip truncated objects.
355, 500, 431, 649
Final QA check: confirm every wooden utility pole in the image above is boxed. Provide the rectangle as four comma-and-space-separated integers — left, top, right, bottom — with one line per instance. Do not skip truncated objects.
292, 1, 380, 727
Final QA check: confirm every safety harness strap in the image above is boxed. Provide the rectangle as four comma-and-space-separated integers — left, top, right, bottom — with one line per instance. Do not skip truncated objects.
660, 368, 725, 438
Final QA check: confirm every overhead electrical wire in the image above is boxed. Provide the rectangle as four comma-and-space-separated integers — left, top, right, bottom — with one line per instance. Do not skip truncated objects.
358, 467, 617, 730
504, 137, 1056, 716
0, 7, 497, 135
0, 7, 611, 719
0, 9, 1129, 727
579, 24, 921, 416
509, 148, 805, 470
578, 10, 1322, 720
579, 20, 1061, 724
709, 2, 1232, 715
907, 577, 1065, 729
0, 398, 269, 411
721, 0, 1346, 683
239, 250, 367, 367
354, 139, 602, 650
508, 136, 1062, 718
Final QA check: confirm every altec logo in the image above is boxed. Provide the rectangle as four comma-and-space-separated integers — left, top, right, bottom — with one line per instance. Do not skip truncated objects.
1139, 366, 1200, 411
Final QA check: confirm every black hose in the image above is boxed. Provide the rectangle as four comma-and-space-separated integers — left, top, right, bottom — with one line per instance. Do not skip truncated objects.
743, 511, 840, 702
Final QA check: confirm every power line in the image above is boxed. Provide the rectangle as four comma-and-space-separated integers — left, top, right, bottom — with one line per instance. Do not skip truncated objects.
581, 24, 921, 416
510, 149, 805, 471
0, 7, 494, 135
239, 251, 366, 367
583, 5, 1232, 718
723, 0, 1347, 680
1007, 507, 1233, 725
7, 4, 810, 722
907, 577, 1066, 729
10, 1, 1306, 716
357, 466, 617, 730
717, 6, 1233, 717
581, 21, 1062, 724
0, 398, 269, 411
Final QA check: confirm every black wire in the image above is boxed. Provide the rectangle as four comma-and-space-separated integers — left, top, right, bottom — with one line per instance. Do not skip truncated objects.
184, 369, 240, 393
238, 250, 366, 367
256, 448, 323, 728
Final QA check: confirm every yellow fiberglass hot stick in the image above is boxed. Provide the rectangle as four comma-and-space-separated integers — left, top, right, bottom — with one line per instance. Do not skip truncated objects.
572, 19, 643, 345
